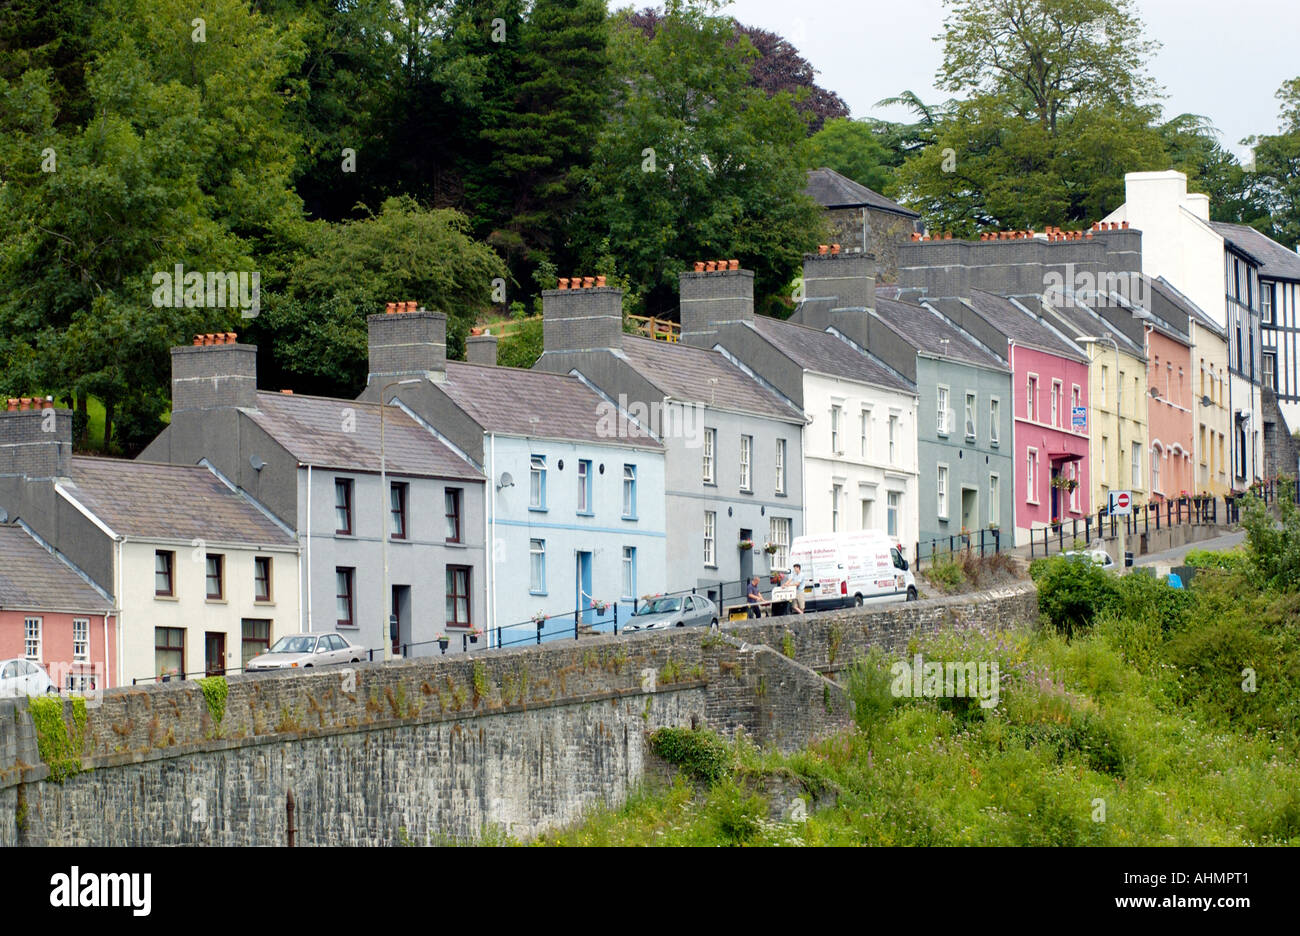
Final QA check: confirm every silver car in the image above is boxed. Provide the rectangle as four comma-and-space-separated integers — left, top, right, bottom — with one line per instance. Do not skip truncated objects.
0, 658, 57, 698
624, 595, 719, 632
244, 634, 364, 672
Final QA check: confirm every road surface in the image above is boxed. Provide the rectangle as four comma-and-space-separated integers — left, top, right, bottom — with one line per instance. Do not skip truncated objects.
1135, 530, 1245, 567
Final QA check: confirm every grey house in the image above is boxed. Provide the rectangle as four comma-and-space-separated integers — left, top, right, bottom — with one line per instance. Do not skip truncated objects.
140, 335, 486, 658
532, 283, 807, 599
869, 292, 1015, 550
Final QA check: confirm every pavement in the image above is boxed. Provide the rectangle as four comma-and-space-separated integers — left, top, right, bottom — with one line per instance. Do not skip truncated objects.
1134, 530, 1245, 567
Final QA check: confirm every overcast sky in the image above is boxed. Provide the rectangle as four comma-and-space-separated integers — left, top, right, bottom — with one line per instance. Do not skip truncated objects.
722, 0, 1299, 159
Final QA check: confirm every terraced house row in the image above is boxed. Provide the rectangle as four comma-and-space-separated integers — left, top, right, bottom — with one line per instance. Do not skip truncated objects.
4, 170, 1298, 687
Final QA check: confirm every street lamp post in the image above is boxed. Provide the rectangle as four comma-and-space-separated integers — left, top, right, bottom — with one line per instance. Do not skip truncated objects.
380, 378, 421, 661
1081, 333, 1123, 563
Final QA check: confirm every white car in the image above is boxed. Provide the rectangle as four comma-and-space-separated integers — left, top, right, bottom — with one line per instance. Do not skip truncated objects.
0, 658, 57, 698
244, 634, 364, 672
1063, 549, 1116, 571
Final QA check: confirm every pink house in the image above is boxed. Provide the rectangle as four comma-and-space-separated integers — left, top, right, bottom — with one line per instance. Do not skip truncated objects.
1143, 323, 1196, 501
927, 290, 1091, 539
0, 524, 116, 692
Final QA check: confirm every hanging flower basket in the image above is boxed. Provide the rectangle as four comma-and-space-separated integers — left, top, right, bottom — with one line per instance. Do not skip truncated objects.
591, 598, 610, 615
531, 611, 547, 627
436, 633, 449, 654
738, 539, 754, 551
467, 626, 482, 644
762, 542, 779, 555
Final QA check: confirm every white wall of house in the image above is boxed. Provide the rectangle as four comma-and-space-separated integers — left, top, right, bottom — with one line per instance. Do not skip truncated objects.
1103, 171, 1227, 327
801, 372, 919, 548
119, 538, 300, 685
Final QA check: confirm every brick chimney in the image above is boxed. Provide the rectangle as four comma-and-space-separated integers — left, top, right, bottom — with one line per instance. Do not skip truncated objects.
367, 302, 446, 383
466, 331, 498, 366
171, 332, 258, 414
0, 396, 72, 479
679, 260, 754, 347
802, 250, 876, 314
541, 278, 624, 354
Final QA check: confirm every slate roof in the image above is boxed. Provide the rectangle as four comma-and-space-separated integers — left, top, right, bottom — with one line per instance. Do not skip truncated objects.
749, 316, 916, 394
873, 296, 1008, 371
618, 336, 805, 423
1037, 295, 1145, 358
0, 524, 110, 612
1151, 276, 1224, 337
804, 167, 920, 218
962, 289, 1088, 361
64, 457, 295, 545
1210, 222, 1300, 282
246, 392, 482, 480
440, 362, 660, 448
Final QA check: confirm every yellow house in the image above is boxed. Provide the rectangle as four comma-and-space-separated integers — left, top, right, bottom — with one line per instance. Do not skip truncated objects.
1038, 297, 1149, 510
1190, 313, 1232, 496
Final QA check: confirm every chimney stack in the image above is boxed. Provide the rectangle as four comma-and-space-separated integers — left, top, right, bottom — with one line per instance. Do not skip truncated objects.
541, 279, 624, 354
0, 395, 72, 479
466, 330, 498, 367
792, 251, 876, 332
171, 332, 258, 414
679, 260, 754, 347
367, 302, 447, 384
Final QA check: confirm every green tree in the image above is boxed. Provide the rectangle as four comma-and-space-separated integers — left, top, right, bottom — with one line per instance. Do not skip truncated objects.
1245, 77, 1300, 249
254, 197, 506, 396
892, 0, 1171, 234
1158, 114, 1264, 226
806, 118, 896, 193
576, 0, 823, 314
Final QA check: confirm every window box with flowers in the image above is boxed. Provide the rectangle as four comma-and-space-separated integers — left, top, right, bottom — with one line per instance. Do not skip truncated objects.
436, 633, 449, 653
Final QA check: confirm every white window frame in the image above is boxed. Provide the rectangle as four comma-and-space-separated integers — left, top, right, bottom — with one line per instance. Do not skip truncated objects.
964, 392, 976, 440
989, 397, 1000, 445
888, 414, 898, 465
1131, 441, 1141, 489
529, 539, 546, 595
989, 473, 1000, 525
831, 483, 842, 532
739, 435, 753, 491
936, 385, 950, 435
622, 546, 636, 599
859, 409, 870, 457
937, 464, 949, 519
860, 496, 874, 530
703, 511, 717, 567
768, 517, 791, 571
1051, 379, 1062, 428
830, 405, 842, 454
1026, 448, 1039, 505
886, 491, 900, 538
775, 438, 787, 494
1027, 373, 1039, 421
622, 464, 637, 518
530, 455, 546, 510
702, 428, 716, 484
577, 459, 591, 513
73, 618, 89, 662
1069, 462, 1080, 512
24, 617, 41, 661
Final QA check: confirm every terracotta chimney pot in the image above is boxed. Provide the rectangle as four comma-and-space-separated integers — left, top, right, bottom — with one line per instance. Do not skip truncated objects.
595, 275, 607, 287
193, 335, 204, 345
728, 259, 739, 269
281, 389, 293, 395
582, 277, 595, 288
694, 262, 705, 272
1121, 221, 1129, 229
385, 302, 396, 314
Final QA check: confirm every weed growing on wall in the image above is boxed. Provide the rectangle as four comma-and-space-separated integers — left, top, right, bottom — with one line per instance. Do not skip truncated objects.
648, 727, 732, 784
198, 676, 229, 728
28, 696, 87, 782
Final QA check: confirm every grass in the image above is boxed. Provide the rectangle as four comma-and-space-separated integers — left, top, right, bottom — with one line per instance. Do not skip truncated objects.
537, 608, 1300, 846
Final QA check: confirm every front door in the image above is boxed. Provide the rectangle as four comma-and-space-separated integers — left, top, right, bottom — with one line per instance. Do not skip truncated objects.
576, 551, 593, 625
961, 488, 978, 532
739, 528, 753, 583
391, 585, 410, 656
204, 632, 226, 676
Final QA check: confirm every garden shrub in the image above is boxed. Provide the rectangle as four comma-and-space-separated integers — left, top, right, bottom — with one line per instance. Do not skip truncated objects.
648, 727, 731, 784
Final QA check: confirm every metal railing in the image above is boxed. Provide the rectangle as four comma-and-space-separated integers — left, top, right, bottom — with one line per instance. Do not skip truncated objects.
1026, 496, 1222, 560
913, 527, 1004, 570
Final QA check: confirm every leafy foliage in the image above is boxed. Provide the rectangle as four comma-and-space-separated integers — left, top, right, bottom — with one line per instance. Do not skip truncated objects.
198, 676, 229, 727
28, 695, 87, 782
648, 726, 732, 784
1241, 492, 1300, 591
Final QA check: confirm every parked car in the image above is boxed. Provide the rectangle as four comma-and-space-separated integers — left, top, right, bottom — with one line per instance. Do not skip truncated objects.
244, 633, 364, 672
788, 530, 918, 609
0, 658, 57, 698
1063, 549, 1116, 571
624, 595, 719, 632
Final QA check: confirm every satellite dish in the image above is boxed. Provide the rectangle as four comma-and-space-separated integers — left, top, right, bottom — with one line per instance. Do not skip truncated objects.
1201, 395, 1212, 407
249, 454, 267, 471
497, 471, 515, 491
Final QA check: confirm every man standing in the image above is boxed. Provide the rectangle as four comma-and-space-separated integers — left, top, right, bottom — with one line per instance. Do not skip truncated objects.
789, 563, 806, 614
746, 576, 763, 618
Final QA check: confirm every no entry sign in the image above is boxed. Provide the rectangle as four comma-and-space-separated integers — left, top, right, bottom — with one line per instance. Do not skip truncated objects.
1109, 490, 1132, 515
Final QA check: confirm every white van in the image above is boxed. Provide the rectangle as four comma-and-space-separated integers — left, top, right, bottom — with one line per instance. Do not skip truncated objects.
788, 531, 917, 610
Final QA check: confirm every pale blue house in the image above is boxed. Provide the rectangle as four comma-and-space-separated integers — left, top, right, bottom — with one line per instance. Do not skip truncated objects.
360, 312, 667, 644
